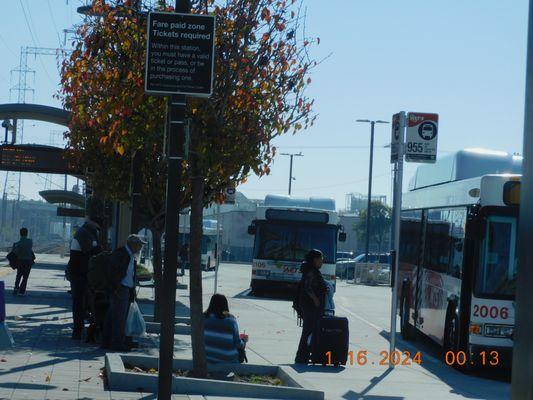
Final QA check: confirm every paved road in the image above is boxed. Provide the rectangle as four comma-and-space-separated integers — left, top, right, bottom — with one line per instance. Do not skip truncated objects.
171, 262, 511, 400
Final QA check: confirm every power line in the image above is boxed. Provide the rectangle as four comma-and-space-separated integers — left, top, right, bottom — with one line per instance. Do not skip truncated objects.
46, 0, 63, 46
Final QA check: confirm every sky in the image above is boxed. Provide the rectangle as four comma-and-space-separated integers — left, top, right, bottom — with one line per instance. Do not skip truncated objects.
0, 0, 529, 210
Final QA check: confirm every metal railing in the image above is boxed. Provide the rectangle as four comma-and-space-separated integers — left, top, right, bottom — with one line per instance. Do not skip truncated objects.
337, 261, 391, 286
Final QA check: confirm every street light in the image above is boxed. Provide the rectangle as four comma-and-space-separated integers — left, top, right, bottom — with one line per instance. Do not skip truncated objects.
280, 152, 303, 195
356, 119, 389, 264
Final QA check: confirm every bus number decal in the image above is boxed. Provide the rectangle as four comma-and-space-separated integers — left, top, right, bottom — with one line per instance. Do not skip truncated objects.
473, 305, 509, 320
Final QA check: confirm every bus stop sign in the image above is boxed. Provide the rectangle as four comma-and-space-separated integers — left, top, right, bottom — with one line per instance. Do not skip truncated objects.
405, 112, 438, 163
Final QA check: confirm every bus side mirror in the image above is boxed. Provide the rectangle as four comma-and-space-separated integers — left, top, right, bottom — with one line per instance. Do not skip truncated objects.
339, 232, 347, 242
248, 225, 256, 235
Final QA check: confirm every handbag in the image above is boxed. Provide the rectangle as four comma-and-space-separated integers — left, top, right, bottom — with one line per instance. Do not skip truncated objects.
6, 251, 18, 270
125, 301, 146, 337
238, 347, 248, 363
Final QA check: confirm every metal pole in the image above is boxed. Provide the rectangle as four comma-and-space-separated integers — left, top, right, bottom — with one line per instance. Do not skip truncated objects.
365, 121, 375, 262
157, 4, 189, 399
389, 111, 405, 367
288, 154, 293, 195
512, 0, 533, 396
214, 203, 221, 293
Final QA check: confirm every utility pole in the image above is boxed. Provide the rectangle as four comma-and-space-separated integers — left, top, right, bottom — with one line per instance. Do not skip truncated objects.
280, 152, 303, 195
356, 119, 389, 262
512, 0, 533, 396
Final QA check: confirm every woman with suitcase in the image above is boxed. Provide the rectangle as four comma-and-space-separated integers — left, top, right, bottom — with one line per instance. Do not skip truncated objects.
294, 249, 328, 364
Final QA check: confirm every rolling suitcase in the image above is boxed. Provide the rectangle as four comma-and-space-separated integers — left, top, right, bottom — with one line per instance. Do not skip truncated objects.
310, 315, 349, 366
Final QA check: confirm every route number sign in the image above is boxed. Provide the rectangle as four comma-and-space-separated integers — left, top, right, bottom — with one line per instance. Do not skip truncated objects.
405, 113, 439, 163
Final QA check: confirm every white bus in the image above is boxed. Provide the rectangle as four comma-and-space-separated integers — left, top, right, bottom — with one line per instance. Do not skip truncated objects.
398, 149, 521, 368
248, 195, 346, 294
175, 219, 218, 271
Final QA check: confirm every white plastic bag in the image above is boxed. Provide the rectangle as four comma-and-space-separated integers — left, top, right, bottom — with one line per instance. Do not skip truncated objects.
125, 301, 146, 337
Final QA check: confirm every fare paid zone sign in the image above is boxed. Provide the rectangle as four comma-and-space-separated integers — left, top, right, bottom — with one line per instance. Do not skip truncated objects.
405, 112, 439, 163
145, 12, 215, 96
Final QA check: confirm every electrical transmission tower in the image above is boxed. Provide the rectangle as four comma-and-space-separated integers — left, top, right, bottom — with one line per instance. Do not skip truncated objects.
2, 46, 64, 229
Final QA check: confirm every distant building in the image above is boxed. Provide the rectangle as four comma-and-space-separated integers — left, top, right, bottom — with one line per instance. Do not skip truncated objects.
203, 192, 261, 263
345, 192, 387, 214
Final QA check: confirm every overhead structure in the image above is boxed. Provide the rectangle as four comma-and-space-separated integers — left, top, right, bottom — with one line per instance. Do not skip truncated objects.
0, 103, 70, 127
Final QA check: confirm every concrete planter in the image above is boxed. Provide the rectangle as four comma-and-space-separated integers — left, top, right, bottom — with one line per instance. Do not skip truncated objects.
145, 321, 191, 335
143, 314, 190, 325
106, 354, 323, 400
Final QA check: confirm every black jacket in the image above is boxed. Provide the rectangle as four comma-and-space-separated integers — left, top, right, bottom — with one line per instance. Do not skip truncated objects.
298, 262, 327, 310
67, 223, 101, 278
109, 246, 136, 289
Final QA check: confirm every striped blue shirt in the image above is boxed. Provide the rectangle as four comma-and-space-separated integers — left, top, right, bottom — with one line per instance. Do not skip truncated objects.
204, 314, 244, 364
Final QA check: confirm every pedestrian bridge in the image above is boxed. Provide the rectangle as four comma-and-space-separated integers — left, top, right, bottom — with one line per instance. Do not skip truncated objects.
0, 103, 70, 127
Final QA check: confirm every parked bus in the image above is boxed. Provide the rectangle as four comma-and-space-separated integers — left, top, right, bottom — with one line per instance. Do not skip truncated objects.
248, 195, 346, 294
398, 148, 522, 368
178, 219, 218, 271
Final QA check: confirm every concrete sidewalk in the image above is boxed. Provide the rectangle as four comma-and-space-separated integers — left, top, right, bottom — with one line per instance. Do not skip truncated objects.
173, 263, 511, 400
0, 254, 193, 400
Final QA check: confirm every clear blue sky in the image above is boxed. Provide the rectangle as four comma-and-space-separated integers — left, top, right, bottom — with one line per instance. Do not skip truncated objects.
0, 1, 528, 209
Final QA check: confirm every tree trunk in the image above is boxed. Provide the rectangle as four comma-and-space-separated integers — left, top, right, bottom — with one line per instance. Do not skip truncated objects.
151, 228, 163, 321
189, 174, 207, 377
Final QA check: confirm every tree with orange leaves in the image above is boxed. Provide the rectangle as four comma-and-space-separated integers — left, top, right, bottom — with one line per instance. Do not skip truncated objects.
60, 0, 318, 376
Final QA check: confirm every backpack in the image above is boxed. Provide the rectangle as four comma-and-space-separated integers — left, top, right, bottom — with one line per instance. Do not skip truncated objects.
292, 280, 304, 326
87, 251, 112, 292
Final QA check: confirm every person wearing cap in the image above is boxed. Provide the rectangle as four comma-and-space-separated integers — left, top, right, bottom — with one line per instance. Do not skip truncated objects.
102, 234, 146, 351
66, 219, 101, 340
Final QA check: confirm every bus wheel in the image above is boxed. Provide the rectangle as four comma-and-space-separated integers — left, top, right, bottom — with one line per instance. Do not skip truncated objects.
400, 292, 414, 340
443, 309, 459, 357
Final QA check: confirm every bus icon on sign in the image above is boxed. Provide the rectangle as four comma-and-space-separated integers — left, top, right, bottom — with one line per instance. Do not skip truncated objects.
418, 122, 437, 141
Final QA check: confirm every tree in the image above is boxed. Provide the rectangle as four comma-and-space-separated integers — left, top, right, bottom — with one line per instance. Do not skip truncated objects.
355, 201, 392, 255
60, 0, 318, 377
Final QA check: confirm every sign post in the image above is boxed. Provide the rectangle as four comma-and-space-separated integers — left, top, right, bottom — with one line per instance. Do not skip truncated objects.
214, 187, 235, 293
389, 111, 405, 366
145, 4, 215, 400
388, 111, 438, 367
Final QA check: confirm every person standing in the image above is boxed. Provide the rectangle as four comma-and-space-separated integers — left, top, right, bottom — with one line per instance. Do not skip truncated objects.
179, 243, 189, 276
294, 249, 328, 364
12, 228, 34, 296
66, 219, 101, 340
102, 234, 146, 351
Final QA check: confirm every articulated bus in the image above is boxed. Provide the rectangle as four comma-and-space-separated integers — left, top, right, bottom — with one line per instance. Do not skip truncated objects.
248, 195, 346, 294
398, 149, 522, 368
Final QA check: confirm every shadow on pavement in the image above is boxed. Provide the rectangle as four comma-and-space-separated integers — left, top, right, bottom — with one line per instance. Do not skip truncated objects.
0, 382, 58, 390
341, 368, 401, 399
378, 330, 509, 399
233, 288, 293, 302
289, 363, 346, 374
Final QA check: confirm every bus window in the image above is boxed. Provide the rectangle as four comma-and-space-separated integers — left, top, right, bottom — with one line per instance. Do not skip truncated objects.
448, 210, 466, 278
476, 216, 517, 297
399, 210, 423, 266
424, 213, 450, 273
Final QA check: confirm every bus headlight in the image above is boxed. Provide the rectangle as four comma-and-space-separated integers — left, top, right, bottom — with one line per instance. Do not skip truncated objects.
469, 323, 482, 335
484, 324, 513, 338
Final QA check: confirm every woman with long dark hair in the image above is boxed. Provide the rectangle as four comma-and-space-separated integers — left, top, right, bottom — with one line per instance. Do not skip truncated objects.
294, 249, 328, 364
203, 293, 248, 363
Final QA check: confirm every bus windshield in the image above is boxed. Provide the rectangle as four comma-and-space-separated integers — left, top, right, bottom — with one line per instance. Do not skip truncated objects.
475, 216, 518, 298
254, 222, 337, 264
